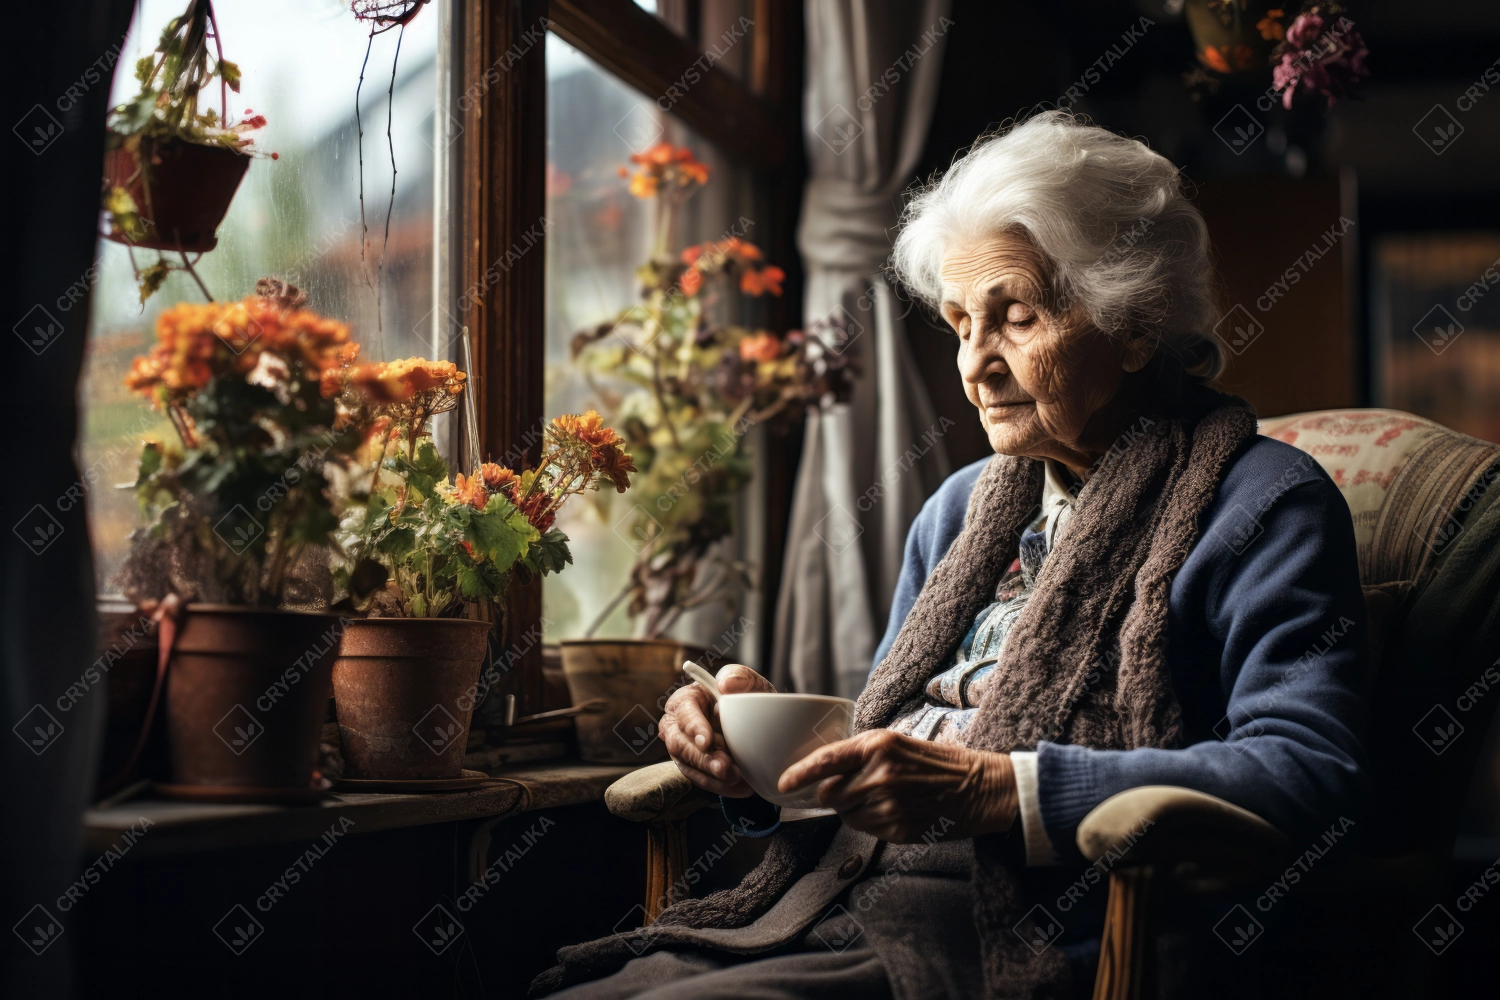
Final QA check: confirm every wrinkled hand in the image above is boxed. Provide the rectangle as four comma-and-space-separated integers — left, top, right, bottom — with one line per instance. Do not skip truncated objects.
659, 664, 774, 797
778, 730, 1018, 843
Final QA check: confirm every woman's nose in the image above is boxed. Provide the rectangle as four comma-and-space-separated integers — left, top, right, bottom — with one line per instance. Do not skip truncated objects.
958, 331, 1006, 385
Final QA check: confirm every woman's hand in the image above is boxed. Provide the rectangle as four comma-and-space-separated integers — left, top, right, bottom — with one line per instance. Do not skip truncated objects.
659, 664, 774, 797
778, 730, 1018, 843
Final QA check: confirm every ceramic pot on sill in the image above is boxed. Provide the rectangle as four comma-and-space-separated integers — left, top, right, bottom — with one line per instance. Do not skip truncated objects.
164, 605, 341, 793
559, 638, 704, 764
332, 617, 493, 780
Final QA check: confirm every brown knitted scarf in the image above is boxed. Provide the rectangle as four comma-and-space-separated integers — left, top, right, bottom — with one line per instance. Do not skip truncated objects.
532, 391, 1258, 999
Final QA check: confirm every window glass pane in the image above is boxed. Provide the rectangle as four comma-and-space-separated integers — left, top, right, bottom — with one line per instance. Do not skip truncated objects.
81, 0, 438, 591
543, 33, 759, 647
1372, 234, 1500, 443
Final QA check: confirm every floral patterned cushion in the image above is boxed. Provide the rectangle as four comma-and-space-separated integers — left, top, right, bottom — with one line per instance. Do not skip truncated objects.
1259, 409, 1500, 588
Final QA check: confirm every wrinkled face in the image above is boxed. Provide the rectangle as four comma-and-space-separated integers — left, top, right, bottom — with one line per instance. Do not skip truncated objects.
939, 232, 1149, 471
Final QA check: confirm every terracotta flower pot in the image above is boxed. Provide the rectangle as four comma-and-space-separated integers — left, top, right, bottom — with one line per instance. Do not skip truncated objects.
103, 133, 250, 252
332, 618, 493, 780
165, 605, 342, 790
560, 639, 704, 764
93, 600, 166, 794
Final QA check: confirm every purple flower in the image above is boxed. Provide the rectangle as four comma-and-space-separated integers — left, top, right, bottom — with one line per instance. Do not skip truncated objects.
1273, 9, 1370, 110
1284, 12, 1325, 48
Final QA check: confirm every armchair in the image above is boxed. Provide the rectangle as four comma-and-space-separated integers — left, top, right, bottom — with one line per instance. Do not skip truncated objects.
602, 409, 1500, 998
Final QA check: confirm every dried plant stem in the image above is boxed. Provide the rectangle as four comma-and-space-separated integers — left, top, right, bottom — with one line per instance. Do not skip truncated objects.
373, 22, 405, 340
178, 251, 214, 302
355, 30, 375, 295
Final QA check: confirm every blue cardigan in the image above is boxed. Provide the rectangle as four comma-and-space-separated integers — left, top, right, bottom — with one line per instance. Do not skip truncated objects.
872, 436, 1372, 859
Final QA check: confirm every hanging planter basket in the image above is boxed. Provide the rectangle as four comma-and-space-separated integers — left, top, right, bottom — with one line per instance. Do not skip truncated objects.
104, 133, 250, 253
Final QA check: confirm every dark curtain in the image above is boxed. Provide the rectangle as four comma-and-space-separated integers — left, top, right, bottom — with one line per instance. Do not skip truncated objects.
3, 1, 135, 994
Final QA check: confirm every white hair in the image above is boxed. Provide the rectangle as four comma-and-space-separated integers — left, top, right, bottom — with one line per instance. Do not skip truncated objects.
891, 111, 1223, 381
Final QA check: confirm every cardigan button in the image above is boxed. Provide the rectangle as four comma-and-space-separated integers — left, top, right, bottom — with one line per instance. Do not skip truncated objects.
837, 855, 862, 879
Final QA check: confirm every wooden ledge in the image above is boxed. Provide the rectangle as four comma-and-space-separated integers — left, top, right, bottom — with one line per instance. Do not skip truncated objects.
82, 761, 635, 859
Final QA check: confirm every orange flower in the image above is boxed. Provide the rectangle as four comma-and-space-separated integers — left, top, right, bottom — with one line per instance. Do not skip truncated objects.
552, 410, 616, 451
1200, 46, 1232, 74
513, 488, 556, 533
345, 358, 466, 404
593, 442, 636, 493
678, 238, 781, 298
363, 416, 393, 447
1257, 10, 1285, 41
479, 462, 519, 494
738, 332, 782, 362
740, 265, 784, 297
549, 410, 636, 492
319, 366, 344, 399
622, 143, 710, 200
452, 472, 489, 511
124, 295, 353, 405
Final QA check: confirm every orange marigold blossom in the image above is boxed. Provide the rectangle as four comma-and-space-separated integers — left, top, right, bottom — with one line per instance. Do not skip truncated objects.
451, 472, 489, 511
679, 268, 703, 296
335, 357, 466, 403
1201, 45, 1232, 73
124, 296, 352, 404
739, 265, 785, 297
479, 463, 519, 493
738, 332, 782, 362
592, 443, 636, 493
622, 143, 710, 201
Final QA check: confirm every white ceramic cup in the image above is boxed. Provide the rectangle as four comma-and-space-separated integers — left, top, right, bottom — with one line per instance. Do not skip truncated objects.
717, 692, 855, 808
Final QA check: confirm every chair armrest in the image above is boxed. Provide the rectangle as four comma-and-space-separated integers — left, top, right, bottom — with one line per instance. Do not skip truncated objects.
604, 761, 715, 823
1076, 785, 1289, 872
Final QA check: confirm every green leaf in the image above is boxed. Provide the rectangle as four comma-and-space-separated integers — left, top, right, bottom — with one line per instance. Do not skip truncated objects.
137, 260, 171, 303
391, 438, 449, 499
523, 528, 573, 577
464, 494, 538, 575
456, 562, 499, 602
219, 60, 241, 92
135, 442, 163, 484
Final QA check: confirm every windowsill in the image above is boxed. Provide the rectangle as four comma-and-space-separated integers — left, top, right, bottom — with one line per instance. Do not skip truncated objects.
83, 760, 636, 859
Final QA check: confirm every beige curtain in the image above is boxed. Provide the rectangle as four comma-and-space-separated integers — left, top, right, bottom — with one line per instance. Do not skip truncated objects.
771, 0, 953, 698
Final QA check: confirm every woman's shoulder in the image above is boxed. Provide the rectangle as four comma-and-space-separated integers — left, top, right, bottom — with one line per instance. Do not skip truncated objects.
905, 457, 993, 562
922, 457, 993, 523
1215, 433, 1341, 514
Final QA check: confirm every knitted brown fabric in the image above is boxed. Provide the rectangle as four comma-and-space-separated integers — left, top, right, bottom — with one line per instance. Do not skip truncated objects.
531, 390, 1258, 999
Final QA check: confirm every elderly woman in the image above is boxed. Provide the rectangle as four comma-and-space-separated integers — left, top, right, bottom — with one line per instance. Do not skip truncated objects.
534, 112, 1369, 999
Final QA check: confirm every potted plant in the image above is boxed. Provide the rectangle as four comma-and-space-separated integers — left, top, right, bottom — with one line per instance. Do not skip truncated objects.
1182, 0, 1280, 76
326, 355, 634, 778
116, 279, 360, 800
562, 144, 850, 756
103, 0, 270, 301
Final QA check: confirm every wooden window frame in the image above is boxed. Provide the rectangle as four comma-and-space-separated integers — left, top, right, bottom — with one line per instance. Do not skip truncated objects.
451, 0, 802, 715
